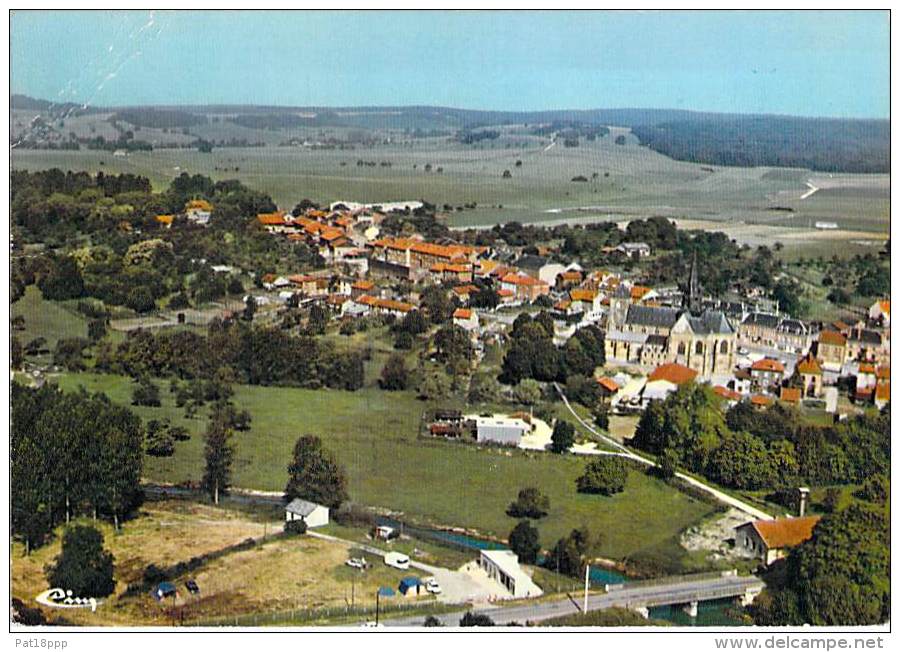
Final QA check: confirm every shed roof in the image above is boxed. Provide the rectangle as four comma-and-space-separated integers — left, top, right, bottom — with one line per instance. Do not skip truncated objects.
743, 516, 820, 550
648, 362, 697, 385
285, 498, 325, 517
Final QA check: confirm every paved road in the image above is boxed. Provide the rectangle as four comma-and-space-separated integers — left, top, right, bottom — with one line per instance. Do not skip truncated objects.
379, 573, 764, 627
554, 384, 774, 521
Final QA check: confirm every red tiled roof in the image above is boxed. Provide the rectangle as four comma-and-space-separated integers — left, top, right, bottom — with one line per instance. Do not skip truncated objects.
597, 377, 619, 393
570, 288, 598, 302
453, 308, 473, 319
648, 363, 698, 385
748, 516, 820, 550
750, 395, 774, 407
819, 331, 847, 346
713, 385, 742, 401
780, 387, 801, 403
257, 211, 288, 226
751, 358, 785, 373
502, 273, 547, 287
797, 354, 823, 375
352, 280, 375, 290
631, 285, 652, 300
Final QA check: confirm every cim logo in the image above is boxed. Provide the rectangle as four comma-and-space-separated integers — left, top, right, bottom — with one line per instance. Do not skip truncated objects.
34, 588, 99, 612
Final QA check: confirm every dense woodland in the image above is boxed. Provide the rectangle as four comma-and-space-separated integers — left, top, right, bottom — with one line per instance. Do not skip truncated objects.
631, 117, 889, 173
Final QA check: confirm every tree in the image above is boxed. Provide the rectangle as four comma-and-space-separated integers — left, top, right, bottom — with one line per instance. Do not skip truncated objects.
11, 337, 24, 370
460, 612, 494, 627
418, 371, 451, 401
508, 520, 540, 564
38, 255, 84, 301
423, 615, 443, 627
379, 354, 409, 391
307, 303, 329, 334
706, 431, 776, 490
46, 525, 115, 597
514, 378, 542, 406
467, 372, 502, 404
550, 420, 575, 454
126, 286, 156, 314
593, 403, 610, 431
284, 435, 348, 509
131, 377, 161, 407
507, 487, 550, 519
576, 457, 628, 495
242, 296, 257, 322
202, 416, 234, 505
145, 419, 175, 457
393, 330, 413, 350
547, 528, 591, 578
87, 319, 107, 342
53, 337, 89, 371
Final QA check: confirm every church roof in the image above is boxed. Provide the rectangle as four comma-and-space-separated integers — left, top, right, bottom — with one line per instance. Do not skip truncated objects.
683, 310, 734, 335
625, 304, 681, 329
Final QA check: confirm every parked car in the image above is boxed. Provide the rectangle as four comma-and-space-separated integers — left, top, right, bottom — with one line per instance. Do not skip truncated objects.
384, 552, 410, 570
184, 579, 200, 595
345, 557, 366, 569
425, 578, 442, 594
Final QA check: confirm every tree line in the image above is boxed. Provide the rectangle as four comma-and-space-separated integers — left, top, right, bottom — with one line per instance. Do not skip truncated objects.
95, 318, 366, 390
11, 384, 144, 552
632, 383, 890, 493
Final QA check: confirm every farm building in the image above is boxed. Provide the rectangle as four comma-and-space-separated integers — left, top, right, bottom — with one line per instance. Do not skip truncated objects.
475, 417, 529, 446
478, 550, 543, 599
734, 516, 820, 567
284, 498, 329, 529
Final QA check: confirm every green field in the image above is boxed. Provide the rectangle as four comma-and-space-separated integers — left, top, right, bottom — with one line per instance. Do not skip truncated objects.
11, 129, 889, 249
52, 370, 715, 561
11, 286, 89, 348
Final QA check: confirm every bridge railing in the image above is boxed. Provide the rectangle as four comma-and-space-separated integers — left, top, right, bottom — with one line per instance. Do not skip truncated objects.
605, 570, 738, 592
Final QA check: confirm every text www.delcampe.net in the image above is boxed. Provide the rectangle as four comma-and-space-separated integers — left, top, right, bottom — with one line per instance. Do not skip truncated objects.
714, 637, 886, 650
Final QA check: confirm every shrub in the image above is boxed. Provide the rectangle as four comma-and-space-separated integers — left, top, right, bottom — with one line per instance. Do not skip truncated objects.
284, 519, 308, 535
576, 457, 628, 495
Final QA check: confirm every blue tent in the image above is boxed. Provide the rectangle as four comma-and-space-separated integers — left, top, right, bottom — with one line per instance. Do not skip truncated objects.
398, 577, 423, 595
377, 586, 395, 598
154, 582, 177, 600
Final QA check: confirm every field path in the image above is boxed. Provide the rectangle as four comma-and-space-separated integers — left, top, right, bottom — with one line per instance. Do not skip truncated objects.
800, 181, 819, 200
553, 384, 774, 521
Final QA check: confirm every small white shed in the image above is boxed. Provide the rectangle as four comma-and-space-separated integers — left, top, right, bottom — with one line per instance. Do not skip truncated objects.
284, 498, 329, 529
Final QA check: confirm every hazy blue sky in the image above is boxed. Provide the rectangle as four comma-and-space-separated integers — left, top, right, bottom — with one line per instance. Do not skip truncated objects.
11, 10, 890, 118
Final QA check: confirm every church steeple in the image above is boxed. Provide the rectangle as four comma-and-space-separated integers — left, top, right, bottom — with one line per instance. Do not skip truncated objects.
685, 250, 702, 314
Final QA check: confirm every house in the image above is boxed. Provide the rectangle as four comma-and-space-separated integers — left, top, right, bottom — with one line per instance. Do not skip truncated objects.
475, 416, 529, 446
185, 199, 213, 225
615, 242, 651, 258
868, 299, 890, 328
750, 358, 785, 391
596, 376, 620, 401
855, 363, 877, 401
795, 353, 823, 398
355, 294, 415, 317
569, 288, 602, 316
816, 330, 847, 371
155, 214, 175, 228
479, 550, 543, 599
779, 387, 801, 405
846, 328, 885, 364
750, 394, 774, 409
499, 273, 550, 303
452, 308, 479, 331
398, 576, 425, 597
284, 498, 329, 529
713, 385, 743, 406
350, 279, 375, 299
735, 516, 820, 566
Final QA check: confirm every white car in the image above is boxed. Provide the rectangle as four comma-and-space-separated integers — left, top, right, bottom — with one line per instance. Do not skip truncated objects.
384, 552, 410, 570
425, 579, 442, 594
345, 558, 366, 569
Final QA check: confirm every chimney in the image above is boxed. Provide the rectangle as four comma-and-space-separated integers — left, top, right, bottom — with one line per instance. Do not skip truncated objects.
798, 487, 811, 517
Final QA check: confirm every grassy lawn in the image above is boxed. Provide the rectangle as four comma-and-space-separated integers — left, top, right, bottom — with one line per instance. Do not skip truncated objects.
11, 286, 89, 349
11, 499, 434, 626
52, 371, 715, 562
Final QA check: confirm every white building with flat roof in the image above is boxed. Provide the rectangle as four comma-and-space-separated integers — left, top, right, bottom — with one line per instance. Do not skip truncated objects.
475, 417, 529, 446
479, 550, 543, 599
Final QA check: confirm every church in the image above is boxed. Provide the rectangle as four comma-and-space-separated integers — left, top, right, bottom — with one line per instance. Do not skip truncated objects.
605, 254, 737, 379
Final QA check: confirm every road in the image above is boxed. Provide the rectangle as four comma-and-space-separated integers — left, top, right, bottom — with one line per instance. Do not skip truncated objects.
554, 384, 774, 521
379, 573, 764, 627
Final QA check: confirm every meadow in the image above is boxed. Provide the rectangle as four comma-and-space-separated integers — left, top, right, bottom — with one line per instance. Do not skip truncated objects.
12, 125, 889, 256
53, 370, 715, 562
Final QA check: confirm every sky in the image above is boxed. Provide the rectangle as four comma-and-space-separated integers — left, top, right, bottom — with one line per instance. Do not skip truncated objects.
10, 10, 890, 118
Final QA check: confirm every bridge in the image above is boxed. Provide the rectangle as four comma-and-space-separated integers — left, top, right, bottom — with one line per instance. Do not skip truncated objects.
379, 571, 765, 627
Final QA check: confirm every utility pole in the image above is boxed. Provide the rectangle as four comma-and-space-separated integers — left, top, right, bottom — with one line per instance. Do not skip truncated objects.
375, 589, 380, 626
583, 564, 590, 613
